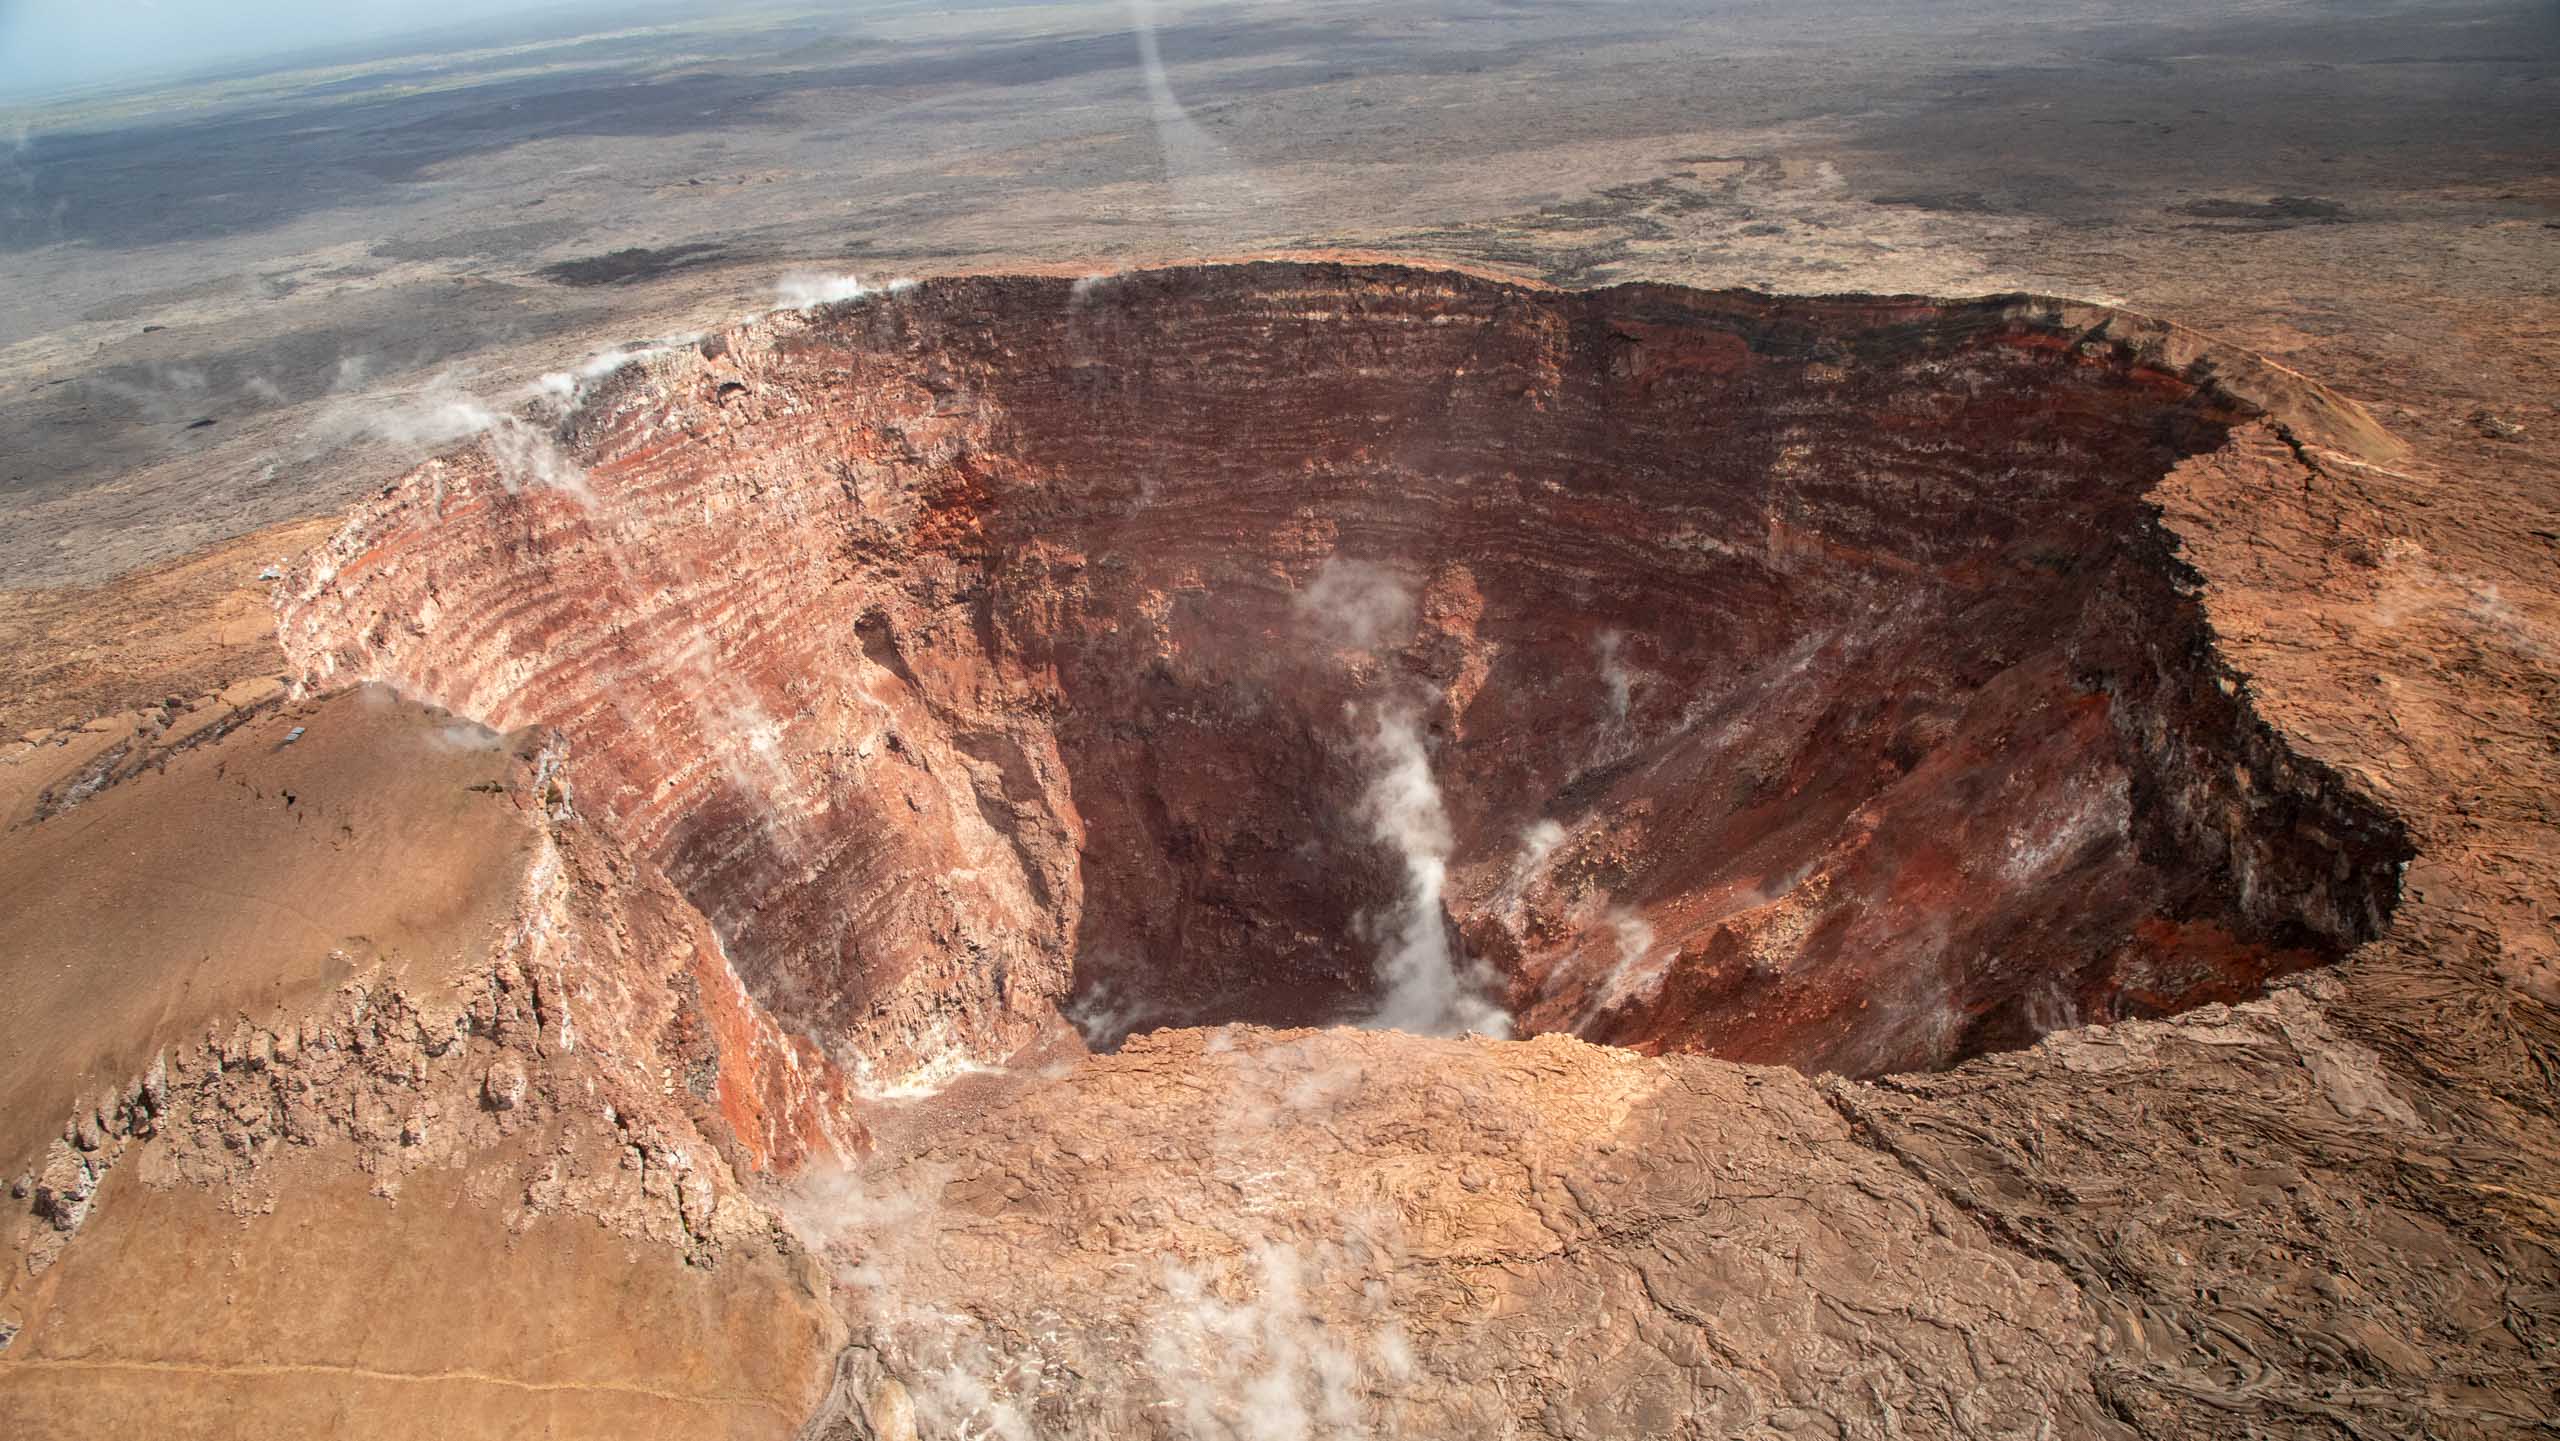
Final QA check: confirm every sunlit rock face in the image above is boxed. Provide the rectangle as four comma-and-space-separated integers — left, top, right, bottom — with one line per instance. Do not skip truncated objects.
282, 262, 2405, 1082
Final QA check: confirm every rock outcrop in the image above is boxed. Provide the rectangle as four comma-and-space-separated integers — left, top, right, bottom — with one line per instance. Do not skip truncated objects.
0, 688, 853, 1436
792, 1000, 2556, 1439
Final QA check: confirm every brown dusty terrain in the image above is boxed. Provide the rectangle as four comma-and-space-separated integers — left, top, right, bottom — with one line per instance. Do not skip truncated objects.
1, 260, 2553, 1439
0, 686, 531, 1167
0, 4, 2553, 1437
3, 1167, 838, 1440
1, 686, 859, 1434
0, 515, 334, 741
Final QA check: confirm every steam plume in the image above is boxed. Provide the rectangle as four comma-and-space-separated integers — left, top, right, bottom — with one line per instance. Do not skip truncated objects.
780, 1039, 1428, 1439
320, 340, 815, 875
319, 376, 592, 499
1595, 627, 1635, 725
1580, 905, 1662, 1022
776, 272, 917, 311
1292, 555, 1509, 1038
1146, 1243, 1375, 1441
1294, 556, 1417, 652
1359, 705, 1510, 1039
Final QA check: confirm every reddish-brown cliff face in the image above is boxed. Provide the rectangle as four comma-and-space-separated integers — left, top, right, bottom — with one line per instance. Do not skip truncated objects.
280, 262, 2406, 1084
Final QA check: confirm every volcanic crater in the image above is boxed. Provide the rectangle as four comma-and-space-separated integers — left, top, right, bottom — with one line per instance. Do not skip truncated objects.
281, 261, 2410, 1088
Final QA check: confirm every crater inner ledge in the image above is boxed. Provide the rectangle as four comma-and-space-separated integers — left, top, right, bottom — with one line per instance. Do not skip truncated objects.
281, 262, 2409, 1084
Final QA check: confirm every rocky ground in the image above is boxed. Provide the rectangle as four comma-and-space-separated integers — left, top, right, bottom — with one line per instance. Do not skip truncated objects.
3, 261, 2552, 1440
0, 2, 2555, 1439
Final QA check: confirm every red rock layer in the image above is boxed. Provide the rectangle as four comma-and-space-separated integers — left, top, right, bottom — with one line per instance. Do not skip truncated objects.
281, 262, 2406, 1081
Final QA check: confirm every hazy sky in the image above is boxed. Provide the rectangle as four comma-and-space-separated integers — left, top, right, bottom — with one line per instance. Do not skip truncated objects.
0, 0, 618, 99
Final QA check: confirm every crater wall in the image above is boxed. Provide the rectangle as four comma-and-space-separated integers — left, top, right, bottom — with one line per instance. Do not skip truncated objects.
281, 262, 2408, 1082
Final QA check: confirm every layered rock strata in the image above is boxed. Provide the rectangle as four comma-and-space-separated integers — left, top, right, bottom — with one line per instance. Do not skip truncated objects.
8, 262, 2535, 1441
283, 262, 2404, 1079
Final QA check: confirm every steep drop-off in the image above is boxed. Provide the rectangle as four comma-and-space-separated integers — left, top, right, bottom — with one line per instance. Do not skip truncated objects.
280, 262, 2407, 1083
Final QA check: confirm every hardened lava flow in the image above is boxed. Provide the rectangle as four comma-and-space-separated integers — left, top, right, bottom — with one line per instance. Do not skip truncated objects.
280, 261, 2407, 1084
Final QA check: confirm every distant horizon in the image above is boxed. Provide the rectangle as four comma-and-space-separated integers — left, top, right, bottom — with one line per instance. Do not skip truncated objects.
0, 0, 728, 104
